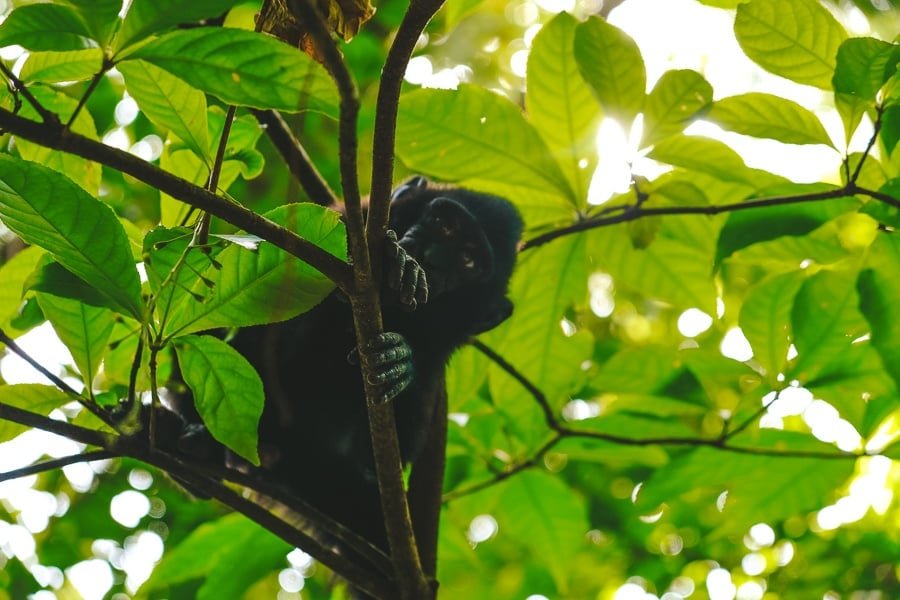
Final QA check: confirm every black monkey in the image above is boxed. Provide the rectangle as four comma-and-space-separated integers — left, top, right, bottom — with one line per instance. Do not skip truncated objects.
177, 178, 523, 548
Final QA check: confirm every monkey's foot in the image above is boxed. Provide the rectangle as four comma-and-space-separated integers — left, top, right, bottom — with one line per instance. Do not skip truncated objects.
385, 229, 428, 310
363, 332, 414, 403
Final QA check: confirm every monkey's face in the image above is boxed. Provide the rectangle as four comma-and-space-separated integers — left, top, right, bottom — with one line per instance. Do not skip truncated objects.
397, 197, 496, 297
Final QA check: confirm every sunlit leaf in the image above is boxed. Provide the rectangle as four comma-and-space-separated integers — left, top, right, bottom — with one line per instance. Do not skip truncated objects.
833, 37, 900, 101
126, 27, 339, 116
641, 69, 713, 147
0, 156, 143, 319
58, 0, 121, 46
649, 135, 787, 188
707, 92, 834, 147
592, 346, 683, 394
0, 384, 72, 442
175, 335, 264, 465
734, 0, 847, 90
0, 4, 94, 51
20, 48, 103, 84
0, 246, 44, 328
858, 235, 900, 390
527, 12, 601, 204
573, 16, 645, 124
739, 271, 805, 379
197, 523, 291, 600
791, 269, 869, 383
119, 60, 210, 161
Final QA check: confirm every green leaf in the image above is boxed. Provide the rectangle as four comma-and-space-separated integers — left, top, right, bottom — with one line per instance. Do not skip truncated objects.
119, 60, 210, 161
197, 524, 291, 600
0, 246, 44, 328
573, 16, 645, 124
715, 184, 858, 263
19, 48, 103, 84
0, 4, 93, 51
27, 258, 122, 311
527, 12, 601, 204
116, 0, 244, 51
860, 179, 900, 228
641, 69, 713, 147
0, 156, 143, 319
0, 384, 72, 443
126, 27, 339, 116
707, 92, 833, 146
649, 135, 787, 188
739, 271, 805, 379
164, 204, 346, 337
858, 235, 900, 390
58, 0, 121, 47
143, 514, 287, 591
592, 347, 682, 394
835, 92, 868, 145
498, 471, 588, 591
833, 37, 900, 101
881, 105, 900, 156
15, 87, 100, 195
734, 0, 847, 90
175, 335, 264, 465
590, 227, 717, 314
791, 269, 869, 383
36, 292, 115, 387
397, 86, 573, 202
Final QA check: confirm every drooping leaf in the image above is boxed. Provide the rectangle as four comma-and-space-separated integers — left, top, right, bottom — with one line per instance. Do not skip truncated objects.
126, 27, 339, 116
707, 92, 834, 147
527, 12, 601, 204
0, 156, 143, 319
641, 69, 713, 147
791, 269, 869, 383
0, 384, 73, 443
175, 335, 264, 465
116, 0, 245, 51
119, 60, 210, 161
36, 291, 115, 387
573, 16, 645, 125
164, 203, 346, 337
19, 48, 104, 84
397, 86, 573, 202
832, 37, 900, 101
0, 4, 94, 51
739, 271, 805, 379
734, 0, 847, 90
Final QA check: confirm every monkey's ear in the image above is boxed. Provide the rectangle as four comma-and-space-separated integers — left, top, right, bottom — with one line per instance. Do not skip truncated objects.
391, 176, 430, 200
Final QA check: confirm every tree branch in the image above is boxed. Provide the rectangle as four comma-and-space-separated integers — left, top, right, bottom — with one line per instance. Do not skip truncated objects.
0, 107, 352, 290
252, 108, 337, 206
0, 449, 114, 483
0, 402, 111, 447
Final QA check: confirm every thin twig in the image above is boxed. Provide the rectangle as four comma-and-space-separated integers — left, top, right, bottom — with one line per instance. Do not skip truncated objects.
66, 64, 109, 128
725, 390, 782, 440
252, 109, 337, 206
849, 104, 885, 185
0, 62, 58, 124
0, 449, 115, 483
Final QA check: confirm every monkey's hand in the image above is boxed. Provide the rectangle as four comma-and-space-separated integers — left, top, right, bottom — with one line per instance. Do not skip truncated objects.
348, 332, 414, 403
385, 229, 428, 310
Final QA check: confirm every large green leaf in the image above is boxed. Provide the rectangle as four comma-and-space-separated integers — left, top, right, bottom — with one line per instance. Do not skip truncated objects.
637, 431, 853, 535
126, 27, 339, 116
641, 69, 713, 147
592, 347, 683, 394
164, 203, 346, 337
715, 184, 858, 263
116, 0, 245, 51
397, 86, 573, 202
0, 384, 72, 443
649, 135, 787, 188
36, 292, 115, 388
19, 48, 104, 84
707, 92, 833, 147
175, 335, 264, 465
119, 60, 210, 161
739, 271, 805, 380
858, 235, 900, 390
0, 4, 93, 51
58, 0, 121, 47
0, 246, 44, 328
527, 12, 601, 204
791, 269, 869, 383
734, 0, 847, 90
0, 156, 143, 319
833, 37, 900, 102
498, 471, 588, 592
197, 523, 291, 600
573, 16, 645, 124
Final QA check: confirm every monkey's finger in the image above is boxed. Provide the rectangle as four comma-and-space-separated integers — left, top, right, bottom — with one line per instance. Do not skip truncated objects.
374, 370, 414, 403
370, 342, 412, 367
367, 332, 406, 350
414, 267, 429, 306
346, 347, 360, 365
387, 245, 406, 292
400, 258, 421, 306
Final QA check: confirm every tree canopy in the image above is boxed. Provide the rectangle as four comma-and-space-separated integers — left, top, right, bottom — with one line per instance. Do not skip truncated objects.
0, 0, 898, 598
